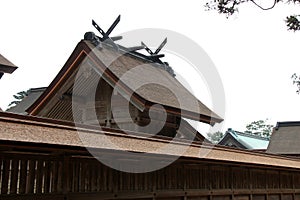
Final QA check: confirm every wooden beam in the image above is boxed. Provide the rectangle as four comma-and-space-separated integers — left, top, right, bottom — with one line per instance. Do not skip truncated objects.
60, 93, 86, 104
0, 65, 17, 74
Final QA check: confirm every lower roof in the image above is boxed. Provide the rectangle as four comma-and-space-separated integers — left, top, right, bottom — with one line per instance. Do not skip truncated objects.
6, 87, 46, 114
219, 129, 269, 150
1, 112, 300, 170
267, 121, 300, 155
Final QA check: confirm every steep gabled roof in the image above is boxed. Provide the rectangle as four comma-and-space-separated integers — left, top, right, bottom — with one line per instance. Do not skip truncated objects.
218, 129, 269, 150
27, 40, 223, 125
267, 121, 300, 155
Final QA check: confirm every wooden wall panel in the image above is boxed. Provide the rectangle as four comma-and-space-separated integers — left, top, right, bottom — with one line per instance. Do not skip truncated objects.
251, 169, 266, 189
281, 172, 293, 189
211, 166, 230, 189
234, 195, 250, 200
188, 196, 209, 200
294, 173, 300, 189
212, 195, 231, 200
252, 195, 265, 200
266, 171, 280, 189
282, 194, 293, 200
294, 194, 300, 200
0, 151, 300, 199
185, 164, 209, 189
268, 194, 280, 200
232, 167, 249, 189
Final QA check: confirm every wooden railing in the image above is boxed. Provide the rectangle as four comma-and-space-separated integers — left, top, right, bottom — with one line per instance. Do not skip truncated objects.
1, 151, 300, 200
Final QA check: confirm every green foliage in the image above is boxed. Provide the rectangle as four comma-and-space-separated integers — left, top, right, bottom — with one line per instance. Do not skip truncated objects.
245, 119, 274, 138
207, 131, 224, 143
286, 15, 300, 31
205, 0, 300, 31
291, 73, 300, 93
8, 90, 28, 107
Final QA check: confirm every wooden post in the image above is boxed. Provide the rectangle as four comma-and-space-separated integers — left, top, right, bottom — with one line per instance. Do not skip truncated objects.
63, 155, 70, 200
51, 160, 58, 193
10, 159, 19, 194
25, 160, 36, 193
19, 160, 28, 194
35, 160, 44, 194
44, 160, 51, 193
1, 159, 10, 194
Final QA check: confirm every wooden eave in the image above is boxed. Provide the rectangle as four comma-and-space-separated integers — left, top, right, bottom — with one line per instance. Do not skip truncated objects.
0, 65, 17, 74
218, 133, 247, 149
0, 54, 17, 73
1, 112, 300, 170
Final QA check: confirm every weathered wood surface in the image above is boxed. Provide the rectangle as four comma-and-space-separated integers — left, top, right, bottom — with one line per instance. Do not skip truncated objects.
1, 151, 300, 200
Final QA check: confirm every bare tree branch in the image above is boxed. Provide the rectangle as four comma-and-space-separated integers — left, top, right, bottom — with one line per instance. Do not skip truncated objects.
205, 0, 300, 31
250, 0, 277, 10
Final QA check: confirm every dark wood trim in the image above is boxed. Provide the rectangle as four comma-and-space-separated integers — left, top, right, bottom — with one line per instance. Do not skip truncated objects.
0, 65, 17, 74
27, 41, 91, 115
1, 189, 299, 200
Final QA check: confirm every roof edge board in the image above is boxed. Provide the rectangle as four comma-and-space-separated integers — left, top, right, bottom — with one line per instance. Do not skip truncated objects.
26, 41, 90, 115
0, 65, 18, 74
276, 121, 300, 129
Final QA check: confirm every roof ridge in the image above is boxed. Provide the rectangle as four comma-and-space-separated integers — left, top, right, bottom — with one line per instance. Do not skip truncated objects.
83, 33, 176, 77
228, 129, 269, 140
276, 121, 300, 129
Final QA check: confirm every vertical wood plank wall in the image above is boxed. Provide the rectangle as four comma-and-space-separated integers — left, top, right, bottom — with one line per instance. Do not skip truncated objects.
0, 151, 300, 200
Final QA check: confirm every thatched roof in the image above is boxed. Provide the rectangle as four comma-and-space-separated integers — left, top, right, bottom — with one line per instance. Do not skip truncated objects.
27, 40, 222, 125
267, 121, 300, 155
1, 112, 300, 169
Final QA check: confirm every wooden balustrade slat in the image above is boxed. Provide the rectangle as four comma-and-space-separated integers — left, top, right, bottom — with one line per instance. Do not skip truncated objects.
9, 159, 19, 194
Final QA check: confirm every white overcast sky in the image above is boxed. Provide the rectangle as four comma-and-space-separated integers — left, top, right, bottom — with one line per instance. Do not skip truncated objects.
0, 0, 300, 133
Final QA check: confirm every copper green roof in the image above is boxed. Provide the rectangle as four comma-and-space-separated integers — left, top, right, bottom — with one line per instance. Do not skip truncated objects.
219, 129, 269, 150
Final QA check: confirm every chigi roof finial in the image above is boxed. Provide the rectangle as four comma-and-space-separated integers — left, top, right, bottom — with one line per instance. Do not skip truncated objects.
84, 15, 175, 76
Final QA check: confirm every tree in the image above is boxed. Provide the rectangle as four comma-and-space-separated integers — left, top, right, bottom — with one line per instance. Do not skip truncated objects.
8, 90, 28, 108
205, 0, 300, 31
245, 119, 274, 138
207, 131, 224, 143
291, 73, 300, 93
205, 1, 300, 93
